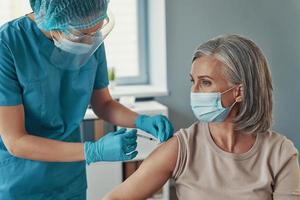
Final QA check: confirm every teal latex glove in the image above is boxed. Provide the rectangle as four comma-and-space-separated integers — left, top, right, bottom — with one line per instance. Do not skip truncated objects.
84, 128, 138, 164
135, 115, 174, 142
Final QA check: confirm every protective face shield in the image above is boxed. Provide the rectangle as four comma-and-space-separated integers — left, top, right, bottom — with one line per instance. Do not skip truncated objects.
49, 11, 115, 70
190, 87, 237, 122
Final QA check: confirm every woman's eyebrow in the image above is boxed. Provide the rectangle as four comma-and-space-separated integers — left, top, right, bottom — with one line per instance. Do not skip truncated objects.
197, 75, 214, 80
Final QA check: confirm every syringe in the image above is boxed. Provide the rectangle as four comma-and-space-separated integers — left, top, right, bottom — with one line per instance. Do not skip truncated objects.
137, 133, 156, 141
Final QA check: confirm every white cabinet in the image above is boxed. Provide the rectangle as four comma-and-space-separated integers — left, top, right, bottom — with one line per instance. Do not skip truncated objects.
84, 101, 170, 200
86, 162, 122, 200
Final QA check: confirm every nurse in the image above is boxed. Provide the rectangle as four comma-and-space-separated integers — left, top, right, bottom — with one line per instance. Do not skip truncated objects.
0, 0, 174, 199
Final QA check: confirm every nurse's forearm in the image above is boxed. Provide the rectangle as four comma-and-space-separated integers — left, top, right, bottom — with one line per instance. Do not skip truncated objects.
9, 134, 85, 162
91, 88, 138, 128
0, 105, 85, 162
93, 100, 138, 128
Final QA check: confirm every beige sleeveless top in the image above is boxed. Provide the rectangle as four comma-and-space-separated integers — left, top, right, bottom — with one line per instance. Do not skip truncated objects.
172, 122, 300, 200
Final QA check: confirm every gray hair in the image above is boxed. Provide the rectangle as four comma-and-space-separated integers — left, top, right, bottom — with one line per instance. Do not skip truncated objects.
193, 34, 273, 134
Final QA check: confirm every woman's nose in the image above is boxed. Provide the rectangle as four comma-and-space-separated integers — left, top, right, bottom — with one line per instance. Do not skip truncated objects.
191, 84, 200, 93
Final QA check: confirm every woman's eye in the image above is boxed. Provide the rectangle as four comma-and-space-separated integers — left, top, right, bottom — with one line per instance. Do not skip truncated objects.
190, 79, 195, 83
202, 80, 211, 86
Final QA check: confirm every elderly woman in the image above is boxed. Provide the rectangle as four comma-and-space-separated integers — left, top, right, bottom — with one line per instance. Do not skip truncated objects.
103, 34, 300, 200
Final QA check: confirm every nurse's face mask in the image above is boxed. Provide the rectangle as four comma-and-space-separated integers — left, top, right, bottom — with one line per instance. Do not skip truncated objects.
50, 11, 115, 69
190, 86, 237, 123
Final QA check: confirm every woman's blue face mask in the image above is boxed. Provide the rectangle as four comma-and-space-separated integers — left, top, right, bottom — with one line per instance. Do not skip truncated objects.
190, 87, 237, 122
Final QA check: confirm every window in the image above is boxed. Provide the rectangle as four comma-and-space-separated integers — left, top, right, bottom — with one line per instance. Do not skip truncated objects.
0, 0, 149, 85
105, 0, 148, 85
0, 1, 31, 25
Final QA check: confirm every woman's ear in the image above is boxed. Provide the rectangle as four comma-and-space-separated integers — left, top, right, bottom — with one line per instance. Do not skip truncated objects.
235, 84, 244, 102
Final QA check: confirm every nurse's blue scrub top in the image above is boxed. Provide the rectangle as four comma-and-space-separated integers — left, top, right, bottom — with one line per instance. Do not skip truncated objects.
0, 16, 109, 199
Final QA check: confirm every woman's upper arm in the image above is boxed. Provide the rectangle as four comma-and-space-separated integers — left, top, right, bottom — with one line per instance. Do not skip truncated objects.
273, 139, 300, 199
103, 136, 178, 200
0, 105, 27, 154
90, 87, 111, 109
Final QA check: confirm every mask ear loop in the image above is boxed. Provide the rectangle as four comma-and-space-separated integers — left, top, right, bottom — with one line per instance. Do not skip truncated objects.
221, 86, 237, 95
229, 100, 238, 109
50, 30, 64, 43
220, 86, 238, 108
50, 31, 55, 41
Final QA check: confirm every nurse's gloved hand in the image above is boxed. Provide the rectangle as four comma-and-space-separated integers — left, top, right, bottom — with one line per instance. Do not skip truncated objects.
84, 128, 138, 164
135, 115, 174, 142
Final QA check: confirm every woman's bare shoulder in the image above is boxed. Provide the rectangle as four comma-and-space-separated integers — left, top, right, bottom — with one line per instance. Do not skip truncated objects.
102, 137, 180, 200
143, 136, 179, 172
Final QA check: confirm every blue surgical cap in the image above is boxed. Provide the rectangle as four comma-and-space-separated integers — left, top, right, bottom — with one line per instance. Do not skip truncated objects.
30, 0, 109, 31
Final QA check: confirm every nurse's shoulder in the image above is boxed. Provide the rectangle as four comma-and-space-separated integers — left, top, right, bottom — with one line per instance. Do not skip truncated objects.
0, 16, 32, 44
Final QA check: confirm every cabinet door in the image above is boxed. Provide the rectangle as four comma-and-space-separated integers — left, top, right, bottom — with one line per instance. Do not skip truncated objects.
86, 162, 123, 200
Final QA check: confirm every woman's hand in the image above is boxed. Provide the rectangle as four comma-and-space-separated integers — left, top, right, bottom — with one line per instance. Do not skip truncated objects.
84, 128, 138, 164
135, 115, 174, 142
